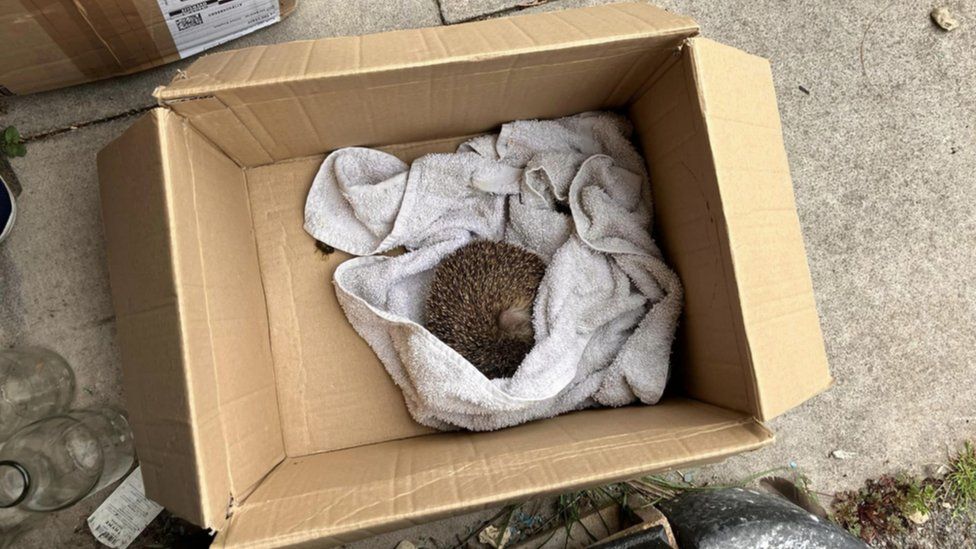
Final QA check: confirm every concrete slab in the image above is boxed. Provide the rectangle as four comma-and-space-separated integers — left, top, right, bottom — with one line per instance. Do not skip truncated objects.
507, 0, 976, 495
0, 119, 132, 546
694, 0, 976, 493
1, 0, 975, 546
0, 0, 441, 137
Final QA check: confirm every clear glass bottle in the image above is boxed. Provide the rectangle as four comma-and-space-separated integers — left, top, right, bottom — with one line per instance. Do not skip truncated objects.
0, 408, 134, 512
0, 506, 40, 548
0, 347, 75, 441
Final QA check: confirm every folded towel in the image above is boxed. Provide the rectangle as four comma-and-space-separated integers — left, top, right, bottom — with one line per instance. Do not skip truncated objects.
305, 112, 683, 431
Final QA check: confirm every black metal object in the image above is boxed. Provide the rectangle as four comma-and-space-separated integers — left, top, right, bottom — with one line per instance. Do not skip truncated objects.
660, 488, 867, 549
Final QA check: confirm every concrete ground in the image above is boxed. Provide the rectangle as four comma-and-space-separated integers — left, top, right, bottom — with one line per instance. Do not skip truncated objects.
1, 0, 973, 546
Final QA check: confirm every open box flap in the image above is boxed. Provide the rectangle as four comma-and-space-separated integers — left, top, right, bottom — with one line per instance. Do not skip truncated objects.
155, 2, 698, 100
98, 109, 286, 530
98, 110, 228, 528
216, 399, 772, 548
150, 3, 699, 166
686, 37, 832, 420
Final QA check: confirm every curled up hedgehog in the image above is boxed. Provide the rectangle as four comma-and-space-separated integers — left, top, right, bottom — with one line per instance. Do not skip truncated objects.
425, 241, 546, 379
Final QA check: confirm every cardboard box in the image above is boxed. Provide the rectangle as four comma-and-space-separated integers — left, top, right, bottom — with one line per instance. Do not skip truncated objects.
0, 0, 296, 95
97, 3, 832, 546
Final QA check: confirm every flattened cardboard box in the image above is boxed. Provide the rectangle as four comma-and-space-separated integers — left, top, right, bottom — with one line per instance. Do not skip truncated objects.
0, 0, 296, 95
97, 3, 833, 547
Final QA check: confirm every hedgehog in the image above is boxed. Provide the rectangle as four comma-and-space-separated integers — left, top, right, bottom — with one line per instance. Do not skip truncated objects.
425, 240, 547, 379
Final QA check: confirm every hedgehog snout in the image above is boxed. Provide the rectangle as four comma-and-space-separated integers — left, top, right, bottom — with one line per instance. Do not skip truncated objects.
497, 299, 533, 343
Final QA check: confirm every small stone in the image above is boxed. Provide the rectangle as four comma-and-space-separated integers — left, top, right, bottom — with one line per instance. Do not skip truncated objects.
931, 7, 960, 31
395, 541, 417, 549
479, 525, 512, 549
907, 510, 930, 525
830, 450, 858, 460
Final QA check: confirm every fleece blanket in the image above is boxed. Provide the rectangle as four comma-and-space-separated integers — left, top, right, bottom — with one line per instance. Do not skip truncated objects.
304, 112, 683, 431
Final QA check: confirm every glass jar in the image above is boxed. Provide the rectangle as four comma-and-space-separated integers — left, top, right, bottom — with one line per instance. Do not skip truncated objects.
0, 347, 75, 441
0, 506, 40, 548
0, 408, 134, 512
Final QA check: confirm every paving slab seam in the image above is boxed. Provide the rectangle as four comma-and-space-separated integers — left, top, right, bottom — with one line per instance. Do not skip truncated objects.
446, 1, 550, 24
22, 106, 155, 143
434, 0, 449, 25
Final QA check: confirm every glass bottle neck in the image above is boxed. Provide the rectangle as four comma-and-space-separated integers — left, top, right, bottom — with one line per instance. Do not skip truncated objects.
0, 461, 29, 508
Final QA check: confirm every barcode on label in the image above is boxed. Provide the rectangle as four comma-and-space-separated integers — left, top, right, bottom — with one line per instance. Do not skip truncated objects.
97, 528, 120, 545
156, 0, 280, 59
175, 13, 203, 31
88, 467, 163, 549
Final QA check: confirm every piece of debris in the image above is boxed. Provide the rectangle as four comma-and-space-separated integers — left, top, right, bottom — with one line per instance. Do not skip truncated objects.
906, 510, 930, 525
88, 467, 164, 548
315, 240, 335, 255
831, 449, 858, 460
512, 503, 621, 549
513, 509, 542, 531
479, 524, 512, 548
394, 541, 417, 549
518, 0, 549, 7
799, 85, 810, 95
626, 502, 678, 547
930, 7, 960, 31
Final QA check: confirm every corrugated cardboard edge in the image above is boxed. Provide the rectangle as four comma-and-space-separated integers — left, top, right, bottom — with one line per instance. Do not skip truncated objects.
686, 37, 833, 420
152, 2, 699, 101
215, 401, 773, 547
97, 108, 232, 530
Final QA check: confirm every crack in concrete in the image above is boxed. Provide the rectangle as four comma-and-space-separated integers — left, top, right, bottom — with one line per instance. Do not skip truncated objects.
23, 105, 155, 143
447, 0, 554, 24
433, 0, 448, 25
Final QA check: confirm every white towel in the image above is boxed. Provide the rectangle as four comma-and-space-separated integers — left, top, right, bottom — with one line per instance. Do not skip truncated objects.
304, 112, 683, 431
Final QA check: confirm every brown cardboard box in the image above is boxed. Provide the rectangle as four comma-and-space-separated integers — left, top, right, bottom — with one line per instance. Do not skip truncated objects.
96, 3, 832, 546
0, 0, 296, 95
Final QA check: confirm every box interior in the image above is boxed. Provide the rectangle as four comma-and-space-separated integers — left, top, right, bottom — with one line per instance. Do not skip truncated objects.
98, 4, 831, 546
